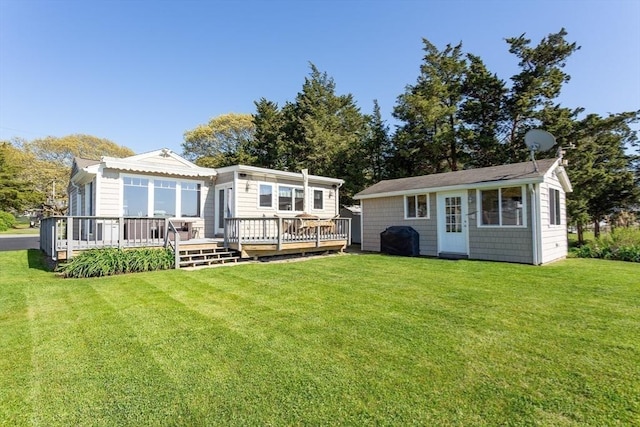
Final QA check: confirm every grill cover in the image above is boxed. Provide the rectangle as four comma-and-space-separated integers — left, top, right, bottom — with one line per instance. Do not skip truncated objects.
380, 226, 419, 256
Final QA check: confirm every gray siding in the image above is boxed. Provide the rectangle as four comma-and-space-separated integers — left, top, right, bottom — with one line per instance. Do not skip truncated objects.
467, 189, 533, 264
361, 194, 437, 256
203, 181, 215, 238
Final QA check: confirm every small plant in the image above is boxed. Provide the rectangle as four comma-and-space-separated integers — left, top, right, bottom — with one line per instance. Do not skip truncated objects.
58, 247, 174, 278
571, 227, 640, 263
0, 211, 16, 232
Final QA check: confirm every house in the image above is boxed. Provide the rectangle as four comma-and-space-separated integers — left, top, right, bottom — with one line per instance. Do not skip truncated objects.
354, 158, 572, 265
41, 149, 350, 265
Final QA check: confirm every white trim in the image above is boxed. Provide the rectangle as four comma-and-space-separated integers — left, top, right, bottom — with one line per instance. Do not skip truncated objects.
215, 164, 343, 186
436, 191, 469, 255
311, 188, 324, 212
256, 182, 275, 210
354, 176, 545, 200
94, 172, 101, 216
276, 184, 305, 213
476, 185, 528, 228
403, 193, 430, 220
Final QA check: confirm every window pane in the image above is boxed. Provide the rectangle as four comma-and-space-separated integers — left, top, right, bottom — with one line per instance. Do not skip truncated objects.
279, 186, 292, 211
501, 187, 522, 225
259, 184, 273, 208
406, 196, 416, 218
481, 189, 499, 225
313, 189, 323, 210
550, 188, 561, 225
417, 194, 428, 217
123, 178, 148, 216
181, 182, 200, 217
218, 189, 225, 225
294, 189, 304, 211
154, 180, 176, 217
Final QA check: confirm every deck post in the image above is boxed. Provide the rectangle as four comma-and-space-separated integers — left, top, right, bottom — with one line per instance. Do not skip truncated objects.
66, 217, 73, 260
277, 217, 283, 251
237, 219, 242, 254
174, 231, 180, 269
119, 217, 124, 248
51, 220, 57, 261
315, 225, 320, 247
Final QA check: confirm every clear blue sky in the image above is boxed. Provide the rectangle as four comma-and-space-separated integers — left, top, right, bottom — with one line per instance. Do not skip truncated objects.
1, 0, 639, 155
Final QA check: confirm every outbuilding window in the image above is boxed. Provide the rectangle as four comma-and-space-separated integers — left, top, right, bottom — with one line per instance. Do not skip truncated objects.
405, 194, 429, 219
479, 186, 525, 226
549, 188, 561, 225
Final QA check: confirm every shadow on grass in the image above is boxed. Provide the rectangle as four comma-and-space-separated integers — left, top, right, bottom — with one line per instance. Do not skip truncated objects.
27, 249, 55, 272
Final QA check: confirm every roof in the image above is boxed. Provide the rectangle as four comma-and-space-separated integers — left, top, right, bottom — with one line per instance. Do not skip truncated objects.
73, 157, 101, 168
355, 158, 569, 199
215, 164, 344, 185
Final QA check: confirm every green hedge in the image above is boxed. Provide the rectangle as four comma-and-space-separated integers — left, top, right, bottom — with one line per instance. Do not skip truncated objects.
0, 211, 16, 232
571, 227, 640, 263
58, 247, 175, 278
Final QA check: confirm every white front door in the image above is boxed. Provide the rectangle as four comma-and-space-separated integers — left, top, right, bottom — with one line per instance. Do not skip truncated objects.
215, 185, 233, 235
437, 191, 468, 254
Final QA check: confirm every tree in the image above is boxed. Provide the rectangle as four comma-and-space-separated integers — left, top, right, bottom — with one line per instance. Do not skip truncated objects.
502, 28, 580, 161
182, 113, 256, 167
0, 142, 44, 213
564, 112, 639, 242
249, 98, 288, 169
393, 41, 468, 176
361, 100, 392, 184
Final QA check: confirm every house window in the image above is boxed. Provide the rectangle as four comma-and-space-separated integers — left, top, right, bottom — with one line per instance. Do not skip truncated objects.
154, 180, 176, 217
313, 189, 323, 210
480, 186, 524, 226
181, 182, 200, 217
123, 177, 149, 217
278, 186, 304, 211
549, 188, 561, 225
259, 184, 273, 208
405, 194, 429, 219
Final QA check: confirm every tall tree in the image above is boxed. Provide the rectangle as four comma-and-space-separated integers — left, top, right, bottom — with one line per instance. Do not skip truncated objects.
249, 98, 288, 169
393, 41, 468, 176
564, 111, 639, 241
361, 100, 392, 184
0, 142, 45, 213
182, 113, 256, 167
503, 28, 580, 161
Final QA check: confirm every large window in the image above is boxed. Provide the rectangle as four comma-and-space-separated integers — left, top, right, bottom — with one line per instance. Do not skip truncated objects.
549, 188, 561, 225
480, 186, 524, 226
123, 177, 148, 217
405, 194, 429, 219
259, 184, 273, 208
181, 182, 200, 217
313, 189, 323, 210
154, 180, 176, 217
278, 186, 304, 211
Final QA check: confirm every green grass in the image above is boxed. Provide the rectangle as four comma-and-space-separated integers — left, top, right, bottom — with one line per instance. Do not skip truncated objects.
1, 251, 638, 426
0, 223, 39, 235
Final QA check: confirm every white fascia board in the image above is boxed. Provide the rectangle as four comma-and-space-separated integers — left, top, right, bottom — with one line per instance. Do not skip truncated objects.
216, 164, 344, 185
102, 158, 217, 178
71, 164, 99, 185
354, 177, 544, 200
110, 149, 198, 168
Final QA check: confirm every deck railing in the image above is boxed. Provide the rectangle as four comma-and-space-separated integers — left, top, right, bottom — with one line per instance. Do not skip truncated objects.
40, 216, 176, 261
224, 217, 351, 252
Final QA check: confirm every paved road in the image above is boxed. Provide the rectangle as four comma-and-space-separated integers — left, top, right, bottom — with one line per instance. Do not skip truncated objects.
0, 234, 40, 251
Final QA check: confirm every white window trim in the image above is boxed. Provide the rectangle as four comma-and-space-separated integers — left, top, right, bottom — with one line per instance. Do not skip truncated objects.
404, 193, 430, 220
121, 174, 204, 219
549, 187, 562, 227
257, 182, 275, 210
477, 185, 527, 228
311, 188, 324, 212
277, 184, 304, 213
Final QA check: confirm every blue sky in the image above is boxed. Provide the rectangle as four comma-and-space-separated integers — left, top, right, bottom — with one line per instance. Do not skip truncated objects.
1, 0, 639, 155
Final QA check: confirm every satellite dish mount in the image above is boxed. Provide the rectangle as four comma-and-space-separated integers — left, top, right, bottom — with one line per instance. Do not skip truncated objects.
524, 129, 556, 172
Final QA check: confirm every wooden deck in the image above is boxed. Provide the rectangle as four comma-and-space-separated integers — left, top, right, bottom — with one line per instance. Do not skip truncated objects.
40, 216, 351, 266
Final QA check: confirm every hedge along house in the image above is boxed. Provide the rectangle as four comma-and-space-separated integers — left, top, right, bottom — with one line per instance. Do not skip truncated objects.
41, 149, 349, 265
354, 158, 572, 265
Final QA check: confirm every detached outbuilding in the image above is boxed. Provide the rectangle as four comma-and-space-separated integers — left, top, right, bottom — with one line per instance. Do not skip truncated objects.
354, 158, 572, 265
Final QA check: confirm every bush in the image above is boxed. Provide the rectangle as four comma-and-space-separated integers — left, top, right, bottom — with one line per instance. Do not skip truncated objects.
58, 247, 175, 278
0, 211, 16, 232
571, 227, 640, 263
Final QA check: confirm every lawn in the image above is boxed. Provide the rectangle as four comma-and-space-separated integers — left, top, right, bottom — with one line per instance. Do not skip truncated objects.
1, 251, 638, 426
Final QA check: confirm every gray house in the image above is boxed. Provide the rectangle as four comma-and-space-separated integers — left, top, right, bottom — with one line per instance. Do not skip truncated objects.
354, 158, 572, 265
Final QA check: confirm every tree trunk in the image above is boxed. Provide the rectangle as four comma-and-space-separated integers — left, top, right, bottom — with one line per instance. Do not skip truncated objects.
577, 222, 584, 246
594, 219, 600, 238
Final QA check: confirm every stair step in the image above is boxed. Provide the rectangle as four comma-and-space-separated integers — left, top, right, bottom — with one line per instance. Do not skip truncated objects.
176, 243, 241, 268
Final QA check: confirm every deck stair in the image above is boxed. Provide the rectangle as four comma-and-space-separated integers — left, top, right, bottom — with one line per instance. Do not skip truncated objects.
178, 242, 241, 268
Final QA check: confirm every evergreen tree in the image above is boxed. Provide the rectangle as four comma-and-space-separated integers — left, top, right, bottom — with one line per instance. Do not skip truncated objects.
361, 100, 392, 184
250, 98, 288, 169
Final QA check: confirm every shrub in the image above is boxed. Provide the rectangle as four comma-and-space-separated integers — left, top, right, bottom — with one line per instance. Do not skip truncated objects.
571, 227, 640, 263
0, 211, 16, 232
58, 247, 174, 278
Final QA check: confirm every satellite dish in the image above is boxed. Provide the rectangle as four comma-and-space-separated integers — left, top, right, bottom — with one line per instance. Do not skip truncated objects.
525, 129, 556, 152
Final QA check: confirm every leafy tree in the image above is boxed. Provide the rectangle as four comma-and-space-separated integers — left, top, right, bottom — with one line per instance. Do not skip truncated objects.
0, 142, 44, 213
182, 113, 256, 167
